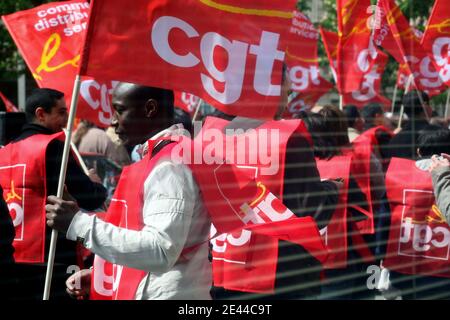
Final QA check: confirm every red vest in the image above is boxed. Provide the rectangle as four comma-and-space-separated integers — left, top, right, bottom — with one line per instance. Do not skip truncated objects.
196, 117, 326, 293
384, 158, 450, 278
316, 155, 352, 269
0, 133, 63, 263
350, 126, 393, 234
90, 142, 176, 300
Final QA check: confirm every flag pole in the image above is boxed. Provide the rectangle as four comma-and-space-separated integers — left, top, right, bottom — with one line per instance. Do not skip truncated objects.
43, 75, 82, 300
445, 89, 450, 119
191, 99, 202, 124
391, 84, 398, 113
397, 74, 414, 130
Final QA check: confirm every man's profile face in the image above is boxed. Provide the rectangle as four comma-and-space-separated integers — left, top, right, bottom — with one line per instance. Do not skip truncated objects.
111, 88, 150, 148
41, 98, 68, 133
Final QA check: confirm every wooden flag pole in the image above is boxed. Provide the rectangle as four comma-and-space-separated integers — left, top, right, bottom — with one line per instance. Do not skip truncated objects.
391, 84, 398, 113
43, 75, 82, 300
445, 89, 450, 119
397, 74, 414, 130
191, 98, 202, 123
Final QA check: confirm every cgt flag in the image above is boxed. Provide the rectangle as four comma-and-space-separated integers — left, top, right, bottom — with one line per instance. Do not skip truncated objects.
284, 10, 333, 117
421, 0, 450, 87
320, 28, 389, 108
2, 1, 119, 128
375, 0, 447, 96
337, 0, 378, 93
79, 0, 296, 120
174, 91, 201, 116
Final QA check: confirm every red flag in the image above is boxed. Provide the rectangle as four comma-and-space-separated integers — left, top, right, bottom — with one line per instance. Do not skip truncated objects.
343, 50, 391, 108
1, 1, 115, 128
174, 91, 201, 115
375, 0, 446, 95
0, 91, 19, 112
337, 0, 378, 93
283, 10, 333, 117
422, 0, 450, 87
80, 0, 296, 120
320, 28, 339, 84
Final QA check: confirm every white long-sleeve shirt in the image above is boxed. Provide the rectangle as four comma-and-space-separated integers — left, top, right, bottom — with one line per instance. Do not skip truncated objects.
67, 145, 212, 300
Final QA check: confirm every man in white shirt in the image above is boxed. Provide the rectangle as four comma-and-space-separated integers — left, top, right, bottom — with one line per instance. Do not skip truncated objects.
45, 83, 211, 300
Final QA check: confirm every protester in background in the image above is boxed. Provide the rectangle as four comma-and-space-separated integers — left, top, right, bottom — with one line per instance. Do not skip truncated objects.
385, 91, 432, 160
0, 88, 106, 300
47, 83, 212, 300
386, 125, 450, 299
343, 105, 365, 142
73, 120, 131, 167
361, 103, 387, 131
430, 153, 450, 227
303, 108, 379, 300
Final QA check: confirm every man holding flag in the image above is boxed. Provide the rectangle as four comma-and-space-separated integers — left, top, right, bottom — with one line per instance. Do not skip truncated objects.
46, 83, 213, 300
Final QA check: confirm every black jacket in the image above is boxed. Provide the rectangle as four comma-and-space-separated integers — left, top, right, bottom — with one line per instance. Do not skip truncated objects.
384, 119, 429, 160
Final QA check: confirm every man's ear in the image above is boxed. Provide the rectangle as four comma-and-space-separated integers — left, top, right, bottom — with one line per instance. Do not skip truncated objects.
35, 107, 46, 123
144, 99, 157, 118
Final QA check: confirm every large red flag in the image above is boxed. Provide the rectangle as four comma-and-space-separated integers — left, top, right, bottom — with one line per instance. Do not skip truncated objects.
79, 0, 296, 120
320, 28, 340, 83
2, 1, 116, 128
337, 0, 378, 93
343, 50, 391, 108
0, 91, 19, 112
321, 28, 390, 108
421, 0, 450, 87
375, 0, 446, 96
283, 10, 333, 117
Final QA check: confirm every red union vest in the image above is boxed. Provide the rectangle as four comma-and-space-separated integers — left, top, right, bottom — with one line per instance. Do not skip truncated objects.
90, 142, 177, 300
316, 155, 352, 269
384, 158, 450, 278
196, 117, 326, 293
350, 126, 393, 234
0, 133, 63, 263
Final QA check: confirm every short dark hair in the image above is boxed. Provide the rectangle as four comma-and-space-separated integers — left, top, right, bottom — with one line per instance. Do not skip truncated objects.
417, 125, 450, 157
361, 103, 383, 129
403, 90, 430, 118
343, 105, 360, 128
25, 88, 64, 122
121, 85, 175, 120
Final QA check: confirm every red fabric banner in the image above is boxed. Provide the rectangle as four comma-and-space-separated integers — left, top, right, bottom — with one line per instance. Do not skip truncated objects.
337, 0, 378, 93
321, 28, 389, 108
80, 0, 296, 120
283, 10, 332, 117
174, 91, 201, 115
421, 0, 450, 87
343, 50, 391, 108
375, 0, 447, 96
385, 158, 450, 278
2, 1, 115, 128
0, 91, 19, 112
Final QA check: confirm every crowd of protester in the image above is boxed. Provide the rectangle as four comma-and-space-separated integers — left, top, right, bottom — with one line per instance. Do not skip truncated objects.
1, 85, 450, 301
